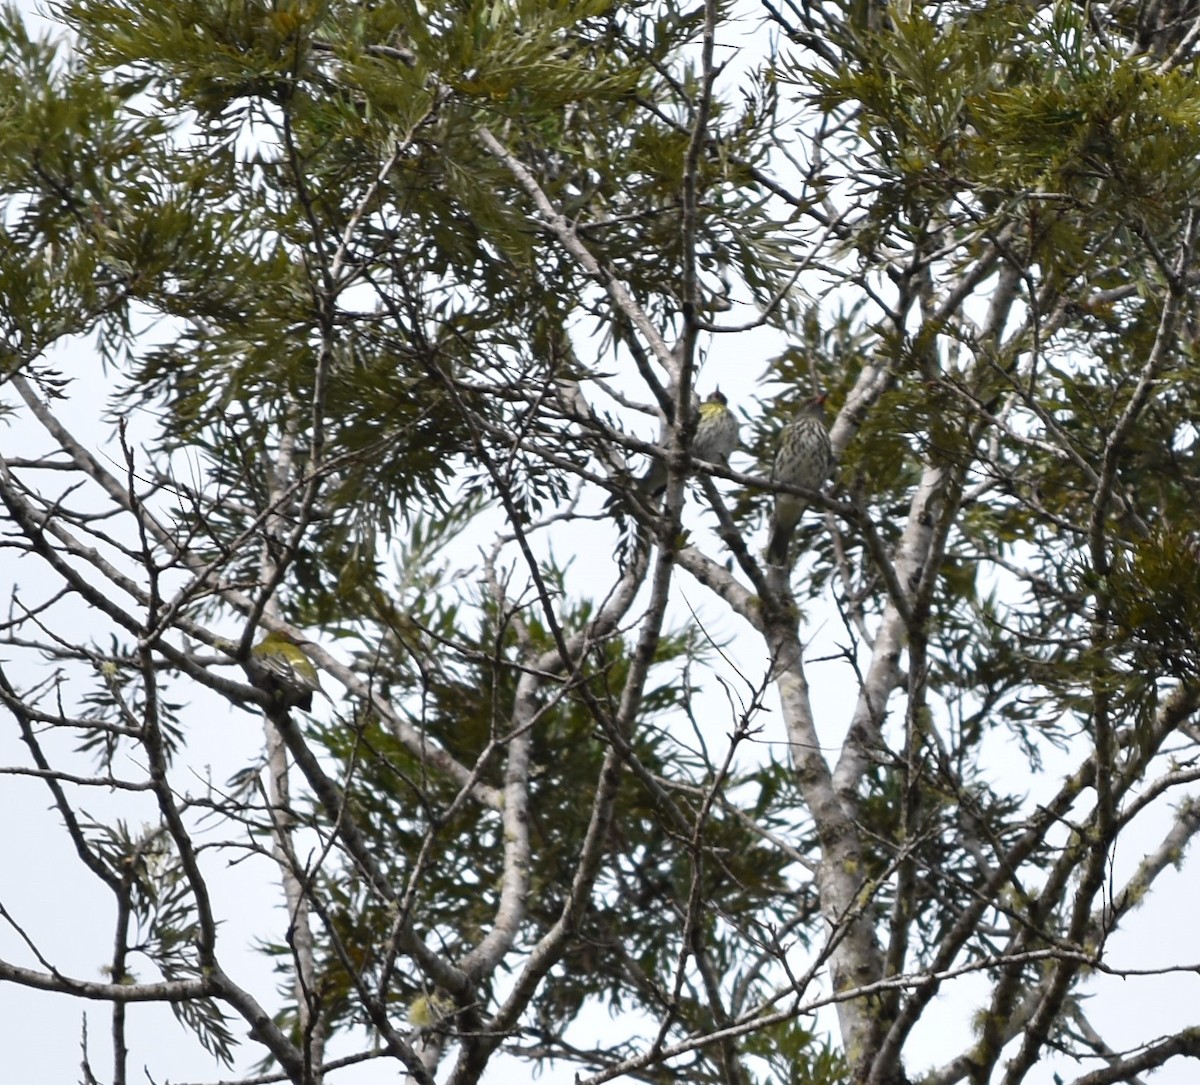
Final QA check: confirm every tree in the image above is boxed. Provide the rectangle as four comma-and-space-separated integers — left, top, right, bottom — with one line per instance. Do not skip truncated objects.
2, 0, 1200, 1083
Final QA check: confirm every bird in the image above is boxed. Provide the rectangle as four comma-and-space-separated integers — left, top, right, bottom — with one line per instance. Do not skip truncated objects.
245, 629, 323, 711
637, 390, 740, 498
766, 394, 831, 566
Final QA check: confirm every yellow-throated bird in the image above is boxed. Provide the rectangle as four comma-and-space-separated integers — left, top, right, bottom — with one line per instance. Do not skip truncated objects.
246, 629, 323, 711
638, 390, 740, 497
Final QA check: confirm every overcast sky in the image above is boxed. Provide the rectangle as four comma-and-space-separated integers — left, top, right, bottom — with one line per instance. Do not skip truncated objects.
2, 3, 1198, 1084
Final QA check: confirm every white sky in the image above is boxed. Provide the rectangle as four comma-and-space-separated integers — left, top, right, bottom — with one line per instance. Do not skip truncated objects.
1, 3, 1198, 1084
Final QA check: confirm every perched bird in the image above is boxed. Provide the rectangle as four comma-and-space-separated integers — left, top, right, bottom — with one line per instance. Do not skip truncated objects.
245, 629, 323, 711
766, 395, 831, 566
638, 390, 740, 497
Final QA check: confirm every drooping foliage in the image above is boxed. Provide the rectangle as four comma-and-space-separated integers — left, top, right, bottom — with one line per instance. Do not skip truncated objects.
3, 1, 1200, 1084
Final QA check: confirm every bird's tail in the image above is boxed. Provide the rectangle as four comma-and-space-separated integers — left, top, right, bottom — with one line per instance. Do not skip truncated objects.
766, 526, 791, 566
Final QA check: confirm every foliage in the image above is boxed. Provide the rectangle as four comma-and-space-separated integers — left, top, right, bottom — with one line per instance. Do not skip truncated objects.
3, 1, 1200, 1084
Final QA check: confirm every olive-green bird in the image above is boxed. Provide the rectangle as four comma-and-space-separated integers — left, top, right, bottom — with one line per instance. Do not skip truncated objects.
766, 395, 831, 566
638, 390, 740, 497
246, 629, 323, 711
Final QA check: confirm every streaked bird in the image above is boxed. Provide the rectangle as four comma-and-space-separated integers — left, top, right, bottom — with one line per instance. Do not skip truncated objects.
245, 629, 323, 711
638, 390, 739, 497
766, 395, 831, 566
